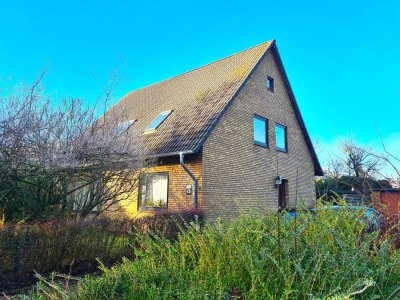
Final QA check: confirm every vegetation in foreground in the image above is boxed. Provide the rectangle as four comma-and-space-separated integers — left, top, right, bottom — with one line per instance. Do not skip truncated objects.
0, 211, 202, 292
27, 206, 400, 300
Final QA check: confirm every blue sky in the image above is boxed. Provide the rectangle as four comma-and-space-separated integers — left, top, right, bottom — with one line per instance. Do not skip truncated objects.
0, 0, 399, 172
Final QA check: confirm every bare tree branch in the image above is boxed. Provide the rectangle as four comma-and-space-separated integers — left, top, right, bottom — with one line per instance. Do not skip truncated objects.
0, 74, 147, 222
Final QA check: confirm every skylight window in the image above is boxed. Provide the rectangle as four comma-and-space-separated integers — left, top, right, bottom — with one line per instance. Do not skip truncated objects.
145, 110, 172, 131
114, 119, 135, 135
118, 119, 135, 131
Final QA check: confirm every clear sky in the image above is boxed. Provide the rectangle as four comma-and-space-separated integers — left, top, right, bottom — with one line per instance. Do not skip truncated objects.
1, 0, 399, 172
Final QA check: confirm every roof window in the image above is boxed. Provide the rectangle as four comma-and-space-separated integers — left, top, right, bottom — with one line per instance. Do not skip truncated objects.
145, 110, 172, 131
113, 119, 135, 135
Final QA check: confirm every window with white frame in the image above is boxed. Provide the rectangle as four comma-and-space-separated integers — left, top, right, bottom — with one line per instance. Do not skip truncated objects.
139, 172, 168, 209
114, 119, 136, 136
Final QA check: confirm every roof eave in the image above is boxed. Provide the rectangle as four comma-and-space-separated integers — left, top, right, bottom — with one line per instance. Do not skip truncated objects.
146, 150, 195, 160
271, 43, 323, 176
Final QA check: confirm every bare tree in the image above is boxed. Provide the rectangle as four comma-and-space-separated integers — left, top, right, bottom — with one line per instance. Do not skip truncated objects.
342, 140, 382, 178
318, 139, 389, 201
353, 136, 400, 188
325, 158, 345, 179
0, 73, 146, 221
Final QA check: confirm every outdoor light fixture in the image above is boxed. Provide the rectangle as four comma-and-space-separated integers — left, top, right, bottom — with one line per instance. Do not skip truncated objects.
186, 184, 193, 195
275, 176, 284, 188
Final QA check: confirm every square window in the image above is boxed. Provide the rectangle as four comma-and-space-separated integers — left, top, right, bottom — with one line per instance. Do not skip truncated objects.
253, 115, 268, 147
71, 184, 99, 212
275, 123, 287, 152
139, 172, 168, 209
266, 76, 274, 92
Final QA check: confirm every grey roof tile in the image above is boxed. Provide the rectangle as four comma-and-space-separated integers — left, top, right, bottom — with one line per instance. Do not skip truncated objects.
107, 40, 323, 175
108, 41, 273, 156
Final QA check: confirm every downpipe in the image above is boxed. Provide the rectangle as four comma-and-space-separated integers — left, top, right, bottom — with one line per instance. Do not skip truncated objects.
179, 152, 198, 209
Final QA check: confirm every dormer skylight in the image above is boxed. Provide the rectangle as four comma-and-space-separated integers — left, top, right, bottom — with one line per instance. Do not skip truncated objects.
145, 110, 172, 131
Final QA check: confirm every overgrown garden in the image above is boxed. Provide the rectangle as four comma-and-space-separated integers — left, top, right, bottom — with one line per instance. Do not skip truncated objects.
26, 206, 400, 299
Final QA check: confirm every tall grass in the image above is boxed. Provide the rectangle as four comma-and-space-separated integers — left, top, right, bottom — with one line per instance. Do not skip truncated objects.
28, 206, 400, 299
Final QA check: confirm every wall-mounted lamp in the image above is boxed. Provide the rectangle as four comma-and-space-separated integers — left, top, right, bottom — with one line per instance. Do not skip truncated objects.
275, 176, 284, 188
186, 185, 193, 195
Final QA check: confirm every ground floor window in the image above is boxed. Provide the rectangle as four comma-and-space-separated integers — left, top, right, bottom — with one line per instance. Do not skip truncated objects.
70, 182, 99, 213
139, 172, 168, 209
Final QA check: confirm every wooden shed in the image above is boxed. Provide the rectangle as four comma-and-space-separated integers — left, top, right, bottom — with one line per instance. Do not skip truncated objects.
372, 189, 400, 218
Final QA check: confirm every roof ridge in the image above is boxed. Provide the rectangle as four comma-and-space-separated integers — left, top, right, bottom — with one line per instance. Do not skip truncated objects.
122, 40, 274, 98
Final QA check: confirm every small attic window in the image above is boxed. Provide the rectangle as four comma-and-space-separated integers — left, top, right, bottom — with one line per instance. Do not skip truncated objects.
266, 76, 274, 92
145, 110, 172, 131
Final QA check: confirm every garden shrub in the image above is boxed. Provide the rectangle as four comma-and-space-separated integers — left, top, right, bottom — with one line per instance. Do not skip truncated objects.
0, 209, 203, 292
28, 207, 400, 299
129, 209, 204, 240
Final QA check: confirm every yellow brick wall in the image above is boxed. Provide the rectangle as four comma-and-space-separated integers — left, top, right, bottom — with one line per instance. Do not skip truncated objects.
108, 154, 203, 218
202, 49, 316, 221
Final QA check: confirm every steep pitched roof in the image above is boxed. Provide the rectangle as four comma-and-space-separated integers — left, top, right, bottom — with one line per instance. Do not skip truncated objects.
108, 40, 323, 175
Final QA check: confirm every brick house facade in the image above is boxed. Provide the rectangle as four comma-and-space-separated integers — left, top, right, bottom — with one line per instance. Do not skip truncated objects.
106, 40, 322, 220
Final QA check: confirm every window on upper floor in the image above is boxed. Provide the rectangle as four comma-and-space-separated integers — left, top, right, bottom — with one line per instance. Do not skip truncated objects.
253, 114, 268, 147
145, 110, 172, 131
275, 123, 287, 152
266, 76, 274, 92
139, 172, 168, 209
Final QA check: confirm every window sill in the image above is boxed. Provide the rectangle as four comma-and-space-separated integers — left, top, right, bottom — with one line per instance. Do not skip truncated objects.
276, 148, 288, 153
139, 206, 168, 212
254, 141, 268, 148
142, 129, 156, 135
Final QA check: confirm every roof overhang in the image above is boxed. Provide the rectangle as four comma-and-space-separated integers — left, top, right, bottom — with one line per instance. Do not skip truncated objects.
271, 44, 323, 176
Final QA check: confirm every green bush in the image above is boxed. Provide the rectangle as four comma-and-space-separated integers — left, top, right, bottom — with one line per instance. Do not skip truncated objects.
29, 207, 400, 299
0, 210, 203, 292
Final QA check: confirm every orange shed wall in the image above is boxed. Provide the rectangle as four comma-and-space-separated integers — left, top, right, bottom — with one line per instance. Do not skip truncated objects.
380, 191, 400, 218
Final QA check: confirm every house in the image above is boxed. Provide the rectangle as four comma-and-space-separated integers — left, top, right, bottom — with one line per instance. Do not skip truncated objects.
107, 40, 323, 221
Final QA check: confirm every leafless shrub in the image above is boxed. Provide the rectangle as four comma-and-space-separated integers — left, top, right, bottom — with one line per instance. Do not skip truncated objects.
0, 72, 146, 221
